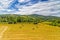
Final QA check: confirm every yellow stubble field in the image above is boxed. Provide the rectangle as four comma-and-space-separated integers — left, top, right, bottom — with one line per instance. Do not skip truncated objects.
0, 23, 60, 40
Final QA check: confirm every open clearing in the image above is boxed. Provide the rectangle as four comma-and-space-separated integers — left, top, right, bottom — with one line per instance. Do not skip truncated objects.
0, 23, 60, 40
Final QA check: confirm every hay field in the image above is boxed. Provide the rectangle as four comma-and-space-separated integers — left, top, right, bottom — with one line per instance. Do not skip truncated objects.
0, 23, 60, 40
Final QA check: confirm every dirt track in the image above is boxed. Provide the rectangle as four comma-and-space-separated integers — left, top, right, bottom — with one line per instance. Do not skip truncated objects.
0, 26, 8, 40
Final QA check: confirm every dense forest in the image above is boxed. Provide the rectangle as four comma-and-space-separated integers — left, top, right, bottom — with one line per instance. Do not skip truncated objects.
0, 14, 60, 27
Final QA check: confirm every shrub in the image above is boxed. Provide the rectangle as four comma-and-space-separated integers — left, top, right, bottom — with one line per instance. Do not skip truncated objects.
8, 21, 13, 24
33, 22, 38, 24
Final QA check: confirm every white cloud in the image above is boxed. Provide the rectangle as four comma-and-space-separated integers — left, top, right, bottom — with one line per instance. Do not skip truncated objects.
0, 0, 60, 16
18, 0, 30, 2
13, 0, 60, 16
0, 0, 13, 8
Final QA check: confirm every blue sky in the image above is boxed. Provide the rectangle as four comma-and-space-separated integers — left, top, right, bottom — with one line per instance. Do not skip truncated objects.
0, 0, 60, 16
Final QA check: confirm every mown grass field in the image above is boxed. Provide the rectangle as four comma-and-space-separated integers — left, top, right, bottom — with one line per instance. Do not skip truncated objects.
0, 23, 60, 40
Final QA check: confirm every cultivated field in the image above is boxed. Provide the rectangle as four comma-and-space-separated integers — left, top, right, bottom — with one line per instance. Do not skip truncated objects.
0, 23, 60, 40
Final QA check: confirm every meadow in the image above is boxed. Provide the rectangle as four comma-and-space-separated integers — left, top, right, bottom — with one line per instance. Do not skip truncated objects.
0, 14, 60, 40
0, 23, 59, 40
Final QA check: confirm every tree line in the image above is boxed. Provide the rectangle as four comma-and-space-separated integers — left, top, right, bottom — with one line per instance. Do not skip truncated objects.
0, 14, 60, 27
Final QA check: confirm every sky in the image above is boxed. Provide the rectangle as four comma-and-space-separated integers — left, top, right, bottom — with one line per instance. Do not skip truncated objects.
0, 0, 60, 16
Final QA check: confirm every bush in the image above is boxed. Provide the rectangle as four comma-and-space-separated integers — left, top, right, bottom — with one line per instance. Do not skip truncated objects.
13, 22, 17, 24
33, 22, 38, 24
8, 21, 13, 24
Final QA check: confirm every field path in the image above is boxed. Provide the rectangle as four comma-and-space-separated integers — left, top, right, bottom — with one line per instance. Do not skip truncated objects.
0, 26, 8, 40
